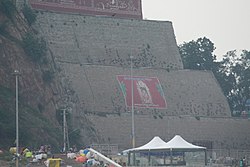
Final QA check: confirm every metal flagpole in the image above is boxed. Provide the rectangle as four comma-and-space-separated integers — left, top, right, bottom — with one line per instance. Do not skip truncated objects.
13, 70, 20, 167
63, 109, 66, 153
130, 56, 135, 148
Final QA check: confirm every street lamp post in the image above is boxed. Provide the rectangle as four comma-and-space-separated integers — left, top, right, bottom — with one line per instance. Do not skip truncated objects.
13, 70, 20, 167
61, 108, 70, 153
130, 56, 135, 148
62, 108, 67, 153
63, 109, 66, 153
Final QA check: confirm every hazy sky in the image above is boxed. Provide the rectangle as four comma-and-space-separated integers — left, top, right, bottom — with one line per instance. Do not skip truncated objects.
142, 0, 250, 60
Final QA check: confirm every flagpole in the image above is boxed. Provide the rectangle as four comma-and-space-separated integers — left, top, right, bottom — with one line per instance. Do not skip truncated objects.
13, 70, 20, 167
130, 56, 135, 148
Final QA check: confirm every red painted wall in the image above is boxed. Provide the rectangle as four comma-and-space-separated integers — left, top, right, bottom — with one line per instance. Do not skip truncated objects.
29, 0, 142, 19
117, 75, 167, 109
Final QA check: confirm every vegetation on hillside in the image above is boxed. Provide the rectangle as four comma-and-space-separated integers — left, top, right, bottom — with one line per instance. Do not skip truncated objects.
22, 4, 37, 26
0, 85, 62, 150
0, 0, 16, 19
0, 0, 62, 151
22, 32, 47, 63
179, 37, 250, 116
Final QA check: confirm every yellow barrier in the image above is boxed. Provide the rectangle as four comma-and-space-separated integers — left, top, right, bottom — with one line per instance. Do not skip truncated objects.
47, 158, 61, 167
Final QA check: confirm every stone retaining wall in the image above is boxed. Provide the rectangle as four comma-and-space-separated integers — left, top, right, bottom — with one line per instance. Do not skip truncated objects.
32, 11, 250, 151
34, 12, 183, 70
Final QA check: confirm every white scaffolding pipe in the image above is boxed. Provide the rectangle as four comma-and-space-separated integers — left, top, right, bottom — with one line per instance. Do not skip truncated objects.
89, 148, 122, 167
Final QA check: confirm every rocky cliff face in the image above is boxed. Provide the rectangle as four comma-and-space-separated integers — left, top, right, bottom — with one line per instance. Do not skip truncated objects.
0, 9, 97, 149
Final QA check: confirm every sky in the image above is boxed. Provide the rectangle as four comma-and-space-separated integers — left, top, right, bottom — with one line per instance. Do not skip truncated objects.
142, 0, 250, 60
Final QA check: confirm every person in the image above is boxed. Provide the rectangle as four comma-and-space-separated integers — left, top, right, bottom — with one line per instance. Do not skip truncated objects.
136, 80, 153, 104
69, 147, 73, 153
47, 145, 52, 158
209, 156, 213, 166
39, 145, 45, 153
243, 157, 246, 167
240, 158, 243, 167
25, 150, 33, 158
73, 145, 78, 152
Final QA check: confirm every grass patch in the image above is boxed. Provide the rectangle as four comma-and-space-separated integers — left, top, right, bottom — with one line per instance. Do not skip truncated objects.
42, 70, 54, 83
22, 4, 37, 26
0, 0, 16, 19
22, 32, 47, 63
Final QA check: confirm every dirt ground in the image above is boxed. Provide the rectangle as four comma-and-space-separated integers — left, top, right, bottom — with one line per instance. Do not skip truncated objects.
0, 154, 83, 167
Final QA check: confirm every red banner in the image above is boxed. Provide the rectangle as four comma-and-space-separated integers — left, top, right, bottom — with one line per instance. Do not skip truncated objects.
29, 0, 142, 19
117, 75, 167, 109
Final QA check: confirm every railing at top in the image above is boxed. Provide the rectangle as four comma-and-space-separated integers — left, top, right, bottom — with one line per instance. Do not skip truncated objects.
29, 0, 142, 19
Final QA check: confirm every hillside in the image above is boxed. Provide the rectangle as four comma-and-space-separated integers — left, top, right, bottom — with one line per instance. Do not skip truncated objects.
0, 2, 94, 151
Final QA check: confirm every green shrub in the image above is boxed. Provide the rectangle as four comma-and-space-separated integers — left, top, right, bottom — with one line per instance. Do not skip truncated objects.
0, 20, 20, 43
42, 70, 54, 83
22, 4, 36, 26
0, 85, 14, 101
22, 32, 47, 63
0, 0, 16, 19
0, 151, 13, 161
37, 103, 44, 113
0, 21, 8, 35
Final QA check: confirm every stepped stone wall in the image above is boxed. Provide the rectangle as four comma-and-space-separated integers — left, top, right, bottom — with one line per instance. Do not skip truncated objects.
60, 64, 230, 117
34, 12, 183, 70
32, 11, 250, 150
88, 114, 250, 150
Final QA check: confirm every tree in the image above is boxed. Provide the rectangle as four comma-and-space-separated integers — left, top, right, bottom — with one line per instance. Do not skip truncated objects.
219, 50, 250, 112
22, 32, 47, 63
22, 4, 37, 26
178, 37, 217, 71
0, 0, 16, 19
179, 37, 250, 116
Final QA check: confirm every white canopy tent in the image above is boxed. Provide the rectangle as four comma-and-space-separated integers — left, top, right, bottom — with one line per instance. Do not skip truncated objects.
164, 135, 206, 151
124, 136, 169, 152
125, 135, 207, 166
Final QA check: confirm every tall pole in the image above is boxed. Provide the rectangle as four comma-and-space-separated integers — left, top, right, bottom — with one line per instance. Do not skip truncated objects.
63, 109, 66, 153
66, 126, 70, 151
13, 70, 20, 167
130, 56, 135, 148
